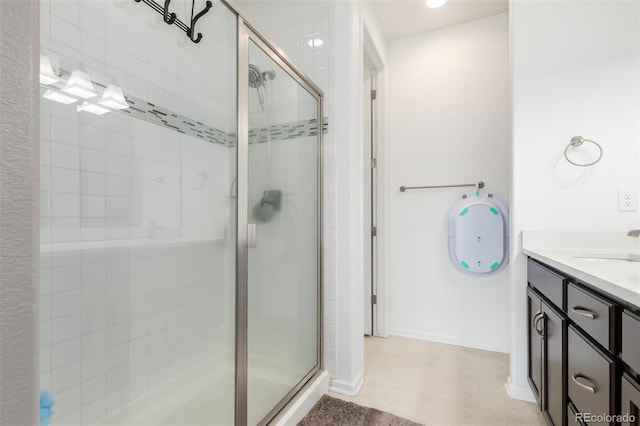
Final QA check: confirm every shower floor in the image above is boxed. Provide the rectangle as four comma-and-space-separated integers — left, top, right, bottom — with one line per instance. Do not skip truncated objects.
94, 356, 294, 426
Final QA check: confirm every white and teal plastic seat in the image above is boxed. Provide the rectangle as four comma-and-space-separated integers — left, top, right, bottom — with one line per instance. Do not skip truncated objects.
448, 190, 509, 276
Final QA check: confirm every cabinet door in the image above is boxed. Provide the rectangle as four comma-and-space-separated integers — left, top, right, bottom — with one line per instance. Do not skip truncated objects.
528, 287, 543, 407
543, 300, 568, 426
621, 373, 640, 426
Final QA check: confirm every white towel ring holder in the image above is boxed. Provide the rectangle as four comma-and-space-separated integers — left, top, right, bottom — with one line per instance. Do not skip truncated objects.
564, 136, 603, 167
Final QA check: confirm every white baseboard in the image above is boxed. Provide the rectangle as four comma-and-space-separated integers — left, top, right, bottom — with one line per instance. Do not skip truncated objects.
275, 371, 329, 426
328, 371, 363, 396
389, 328, 509, 354
504, 378, 536, 402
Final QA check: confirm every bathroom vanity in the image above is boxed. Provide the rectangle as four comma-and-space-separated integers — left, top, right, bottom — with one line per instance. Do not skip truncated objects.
523, 232, 640, 426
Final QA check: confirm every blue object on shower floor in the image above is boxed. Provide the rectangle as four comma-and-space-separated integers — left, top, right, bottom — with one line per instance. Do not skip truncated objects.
40, 390, 54, 426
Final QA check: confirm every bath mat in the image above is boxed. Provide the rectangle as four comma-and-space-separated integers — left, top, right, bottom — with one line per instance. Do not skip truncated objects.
298, 395, 423, 426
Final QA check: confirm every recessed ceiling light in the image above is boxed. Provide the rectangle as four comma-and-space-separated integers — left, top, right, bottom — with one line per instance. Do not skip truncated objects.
308, 38, 324, 48
77, 101, 110, 115
426, 0, 447, 8
62, 70, 98, 99
42, 89, 78, 105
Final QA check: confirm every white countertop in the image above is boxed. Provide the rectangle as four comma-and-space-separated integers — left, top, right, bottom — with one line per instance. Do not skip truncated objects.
522, 231, 640, 307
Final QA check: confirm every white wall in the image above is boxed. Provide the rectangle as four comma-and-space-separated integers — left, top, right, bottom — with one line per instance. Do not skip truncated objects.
387, 13, 510, 352
508, 0, 640, 400
0, 1, 40, 425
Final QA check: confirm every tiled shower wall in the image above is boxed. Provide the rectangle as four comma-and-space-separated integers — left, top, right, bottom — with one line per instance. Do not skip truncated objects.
40, 0, 237, 424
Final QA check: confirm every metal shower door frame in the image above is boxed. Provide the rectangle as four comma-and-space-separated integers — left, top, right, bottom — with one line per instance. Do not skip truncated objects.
234, 10, 324, 426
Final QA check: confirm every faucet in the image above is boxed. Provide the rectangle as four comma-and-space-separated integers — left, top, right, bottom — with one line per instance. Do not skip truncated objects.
627, 229, 640, 237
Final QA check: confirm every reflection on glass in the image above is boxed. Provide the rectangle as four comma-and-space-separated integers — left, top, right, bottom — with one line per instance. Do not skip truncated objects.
39, 0, 237, 424
247, 40, 319, 425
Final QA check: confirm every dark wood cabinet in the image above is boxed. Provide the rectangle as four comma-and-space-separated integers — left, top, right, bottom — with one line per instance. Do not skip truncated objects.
529, 287, 544, 405
527, 274, 567, 426
620, 373, 640, 426
544, 300, 568, 426
527, 257, 640, 426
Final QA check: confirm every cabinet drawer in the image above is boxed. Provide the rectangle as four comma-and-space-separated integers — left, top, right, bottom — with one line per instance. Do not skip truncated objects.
620, 373, 640, 426
568, 326, 616, 424
622, 310, 640, 374
567, 282, 617, 353
528, 259, 564, 309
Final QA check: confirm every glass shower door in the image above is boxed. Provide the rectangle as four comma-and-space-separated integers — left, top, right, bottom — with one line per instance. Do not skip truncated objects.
245, 36, 321, 425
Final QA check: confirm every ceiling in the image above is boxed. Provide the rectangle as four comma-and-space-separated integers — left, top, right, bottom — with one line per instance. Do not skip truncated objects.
368, 0, 509, 41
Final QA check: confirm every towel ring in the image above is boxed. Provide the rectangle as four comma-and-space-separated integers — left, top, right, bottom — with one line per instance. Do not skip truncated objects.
564, 136, 603, 167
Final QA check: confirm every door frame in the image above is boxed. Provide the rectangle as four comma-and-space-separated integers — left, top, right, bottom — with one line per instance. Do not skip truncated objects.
362, 25, 389, 337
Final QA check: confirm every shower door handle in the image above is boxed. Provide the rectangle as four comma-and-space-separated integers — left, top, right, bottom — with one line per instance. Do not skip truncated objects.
248, 223, 257, 248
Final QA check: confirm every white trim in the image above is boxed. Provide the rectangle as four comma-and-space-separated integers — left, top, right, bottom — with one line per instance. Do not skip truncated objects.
328, 371, 364, 396
389, 328, 509, 354
362, 18, 390, 339
504, 377, 536, 402
275, 371, 330, 426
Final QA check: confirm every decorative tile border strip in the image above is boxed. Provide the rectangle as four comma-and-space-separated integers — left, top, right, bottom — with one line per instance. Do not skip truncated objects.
44, 69, 328, 147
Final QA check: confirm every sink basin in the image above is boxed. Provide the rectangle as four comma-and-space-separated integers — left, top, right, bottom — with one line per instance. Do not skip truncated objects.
574, 252, 640, 262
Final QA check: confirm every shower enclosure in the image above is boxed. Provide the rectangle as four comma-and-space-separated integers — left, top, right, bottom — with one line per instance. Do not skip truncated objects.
38, 0, 322, 424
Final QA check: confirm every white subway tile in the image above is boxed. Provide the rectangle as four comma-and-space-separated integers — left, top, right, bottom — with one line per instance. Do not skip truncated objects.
129, 316, 148, 340
82, 307, 106, 334
106, 175, 130, 198
51, 168, 80, 194
51, 142, 80, 170
51, 337, 81, 369
80, 148, 106, 173
106, 384, 129, 413
52, 361, 81, 392
51, 117, 80, 146
41, 294, 52, 321
51, 266, 81, 293
52, 408, 81, 426
106, 323, 128, 347
80, 124, 107, 152
81, 396, 106, 425
82, 329, 106, 357
41, 345, 51, 373
51, 314, 81, 343
51, 290, 81, 319
106, 153, 132, 177
81, 351, 106, 381
40, 371, 52, 392
54, 384, 81, 418
41, 320, 51, 347
82, 285, 106, 311
81, 374, 106, 405
106, 301, 129, 327
107, 260, 128, 283
107, 281, 128, 305
81, 262, 106, 287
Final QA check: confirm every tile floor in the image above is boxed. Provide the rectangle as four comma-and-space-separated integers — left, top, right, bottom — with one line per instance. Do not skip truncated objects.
330, 336, 546, 426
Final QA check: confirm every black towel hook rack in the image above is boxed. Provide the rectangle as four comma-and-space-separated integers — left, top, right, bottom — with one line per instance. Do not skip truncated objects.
133, 0, 212, 44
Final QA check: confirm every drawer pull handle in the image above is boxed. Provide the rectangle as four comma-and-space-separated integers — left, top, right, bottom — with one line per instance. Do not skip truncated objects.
572, 374, 597, 393
572, 306, 597, 320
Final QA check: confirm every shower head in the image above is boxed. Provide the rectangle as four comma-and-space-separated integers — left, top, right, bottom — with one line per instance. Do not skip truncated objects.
248, 64, 276, 88
249, 64, 263, 88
